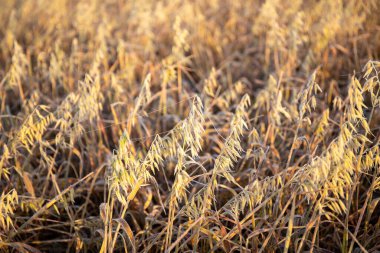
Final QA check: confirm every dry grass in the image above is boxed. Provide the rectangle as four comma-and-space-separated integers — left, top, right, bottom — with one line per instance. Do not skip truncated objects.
0, 0, 380, 252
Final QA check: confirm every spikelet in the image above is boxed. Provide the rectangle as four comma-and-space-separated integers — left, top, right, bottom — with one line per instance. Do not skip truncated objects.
0, 189, 18, 235
109, 131, 140, 206
170, 147, 192, 208
5, 41, 28, 90
76, 74, 103, 123
130, 74, 151, 126
203, 68, 218, 98
0, 145, 10, 181
297, 71, 320, 119
255, 75, 291, 125
214, 94, 250, 182
212, 80, 248, 112
13, 106, 55, 154
363, 60, 380, 108
164, 146, 191, 250
333, 96, 343, 111
179, 96, 205, 157
22, 91, 41, 116
172, 16, 190, 62
315, 109, 329, 138
49, 43, 65, 86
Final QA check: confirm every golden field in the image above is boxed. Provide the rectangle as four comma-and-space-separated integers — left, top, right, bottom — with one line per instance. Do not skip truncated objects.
0, 0, 380, 252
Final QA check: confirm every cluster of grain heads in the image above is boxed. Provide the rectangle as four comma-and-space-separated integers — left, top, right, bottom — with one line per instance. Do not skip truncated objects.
286, 71, 320, 167
211, 94, 251, 184
163, 96, 205, 250
0, 189, 40, 252
296, 75, 368, 201
290, 65, 380, 251
211, 63, 379, 252
102, 91, 205, 252
179, 94, 251, 251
